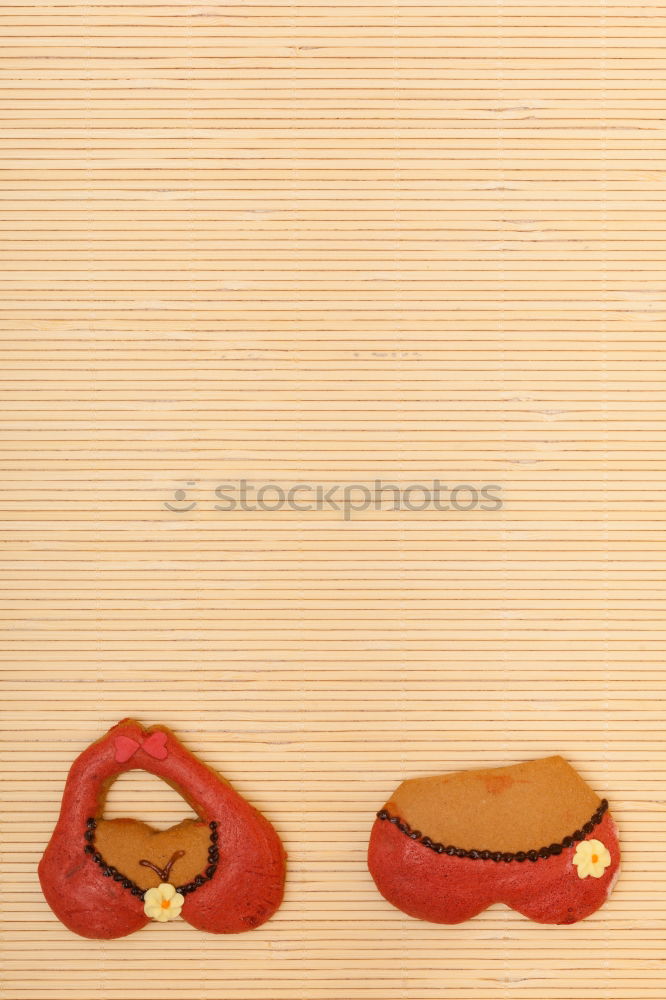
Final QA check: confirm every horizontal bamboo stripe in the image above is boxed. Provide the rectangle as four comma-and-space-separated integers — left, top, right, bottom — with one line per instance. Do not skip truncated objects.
2, 1, 666, 999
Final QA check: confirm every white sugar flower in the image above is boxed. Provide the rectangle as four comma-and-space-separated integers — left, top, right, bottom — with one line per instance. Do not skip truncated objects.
143, 882, 184, 922
573, 839, 611, 879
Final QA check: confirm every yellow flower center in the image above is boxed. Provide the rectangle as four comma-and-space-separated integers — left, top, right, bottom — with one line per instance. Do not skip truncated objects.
161, 899, 171, 910
591, 854, 598, 864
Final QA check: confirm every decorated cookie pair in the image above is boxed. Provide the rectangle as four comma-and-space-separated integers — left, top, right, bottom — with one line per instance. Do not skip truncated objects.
39, 720, 621, 938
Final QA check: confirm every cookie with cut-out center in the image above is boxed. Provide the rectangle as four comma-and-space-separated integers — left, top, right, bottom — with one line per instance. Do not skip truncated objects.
38, 719, 286, 938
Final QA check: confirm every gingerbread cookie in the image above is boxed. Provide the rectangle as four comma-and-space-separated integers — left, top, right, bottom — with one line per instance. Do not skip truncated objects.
368, 756, 620, 924
38, 719, 286, 938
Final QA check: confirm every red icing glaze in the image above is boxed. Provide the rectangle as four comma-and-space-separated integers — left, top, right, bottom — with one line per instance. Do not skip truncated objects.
38, 720, 286, 938
368, 812, 620, 925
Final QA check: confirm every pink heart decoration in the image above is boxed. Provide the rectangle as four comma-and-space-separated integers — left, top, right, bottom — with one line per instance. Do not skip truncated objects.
114, 730, 169, 763
142, 730, 168, 760
114, 735, 140, 763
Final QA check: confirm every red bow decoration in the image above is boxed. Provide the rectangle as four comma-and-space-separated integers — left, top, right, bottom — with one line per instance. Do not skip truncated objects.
114, 730, 168, 763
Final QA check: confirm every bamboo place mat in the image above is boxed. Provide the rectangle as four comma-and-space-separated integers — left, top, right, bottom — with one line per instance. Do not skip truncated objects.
1, 1, 666, 998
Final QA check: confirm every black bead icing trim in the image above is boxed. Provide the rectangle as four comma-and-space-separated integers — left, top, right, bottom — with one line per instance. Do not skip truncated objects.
376, 798, 608, 862
83, 818, 220, 900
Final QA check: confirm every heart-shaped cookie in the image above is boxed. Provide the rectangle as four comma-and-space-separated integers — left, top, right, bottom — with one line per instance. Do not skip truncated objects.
38, 720, 286, 938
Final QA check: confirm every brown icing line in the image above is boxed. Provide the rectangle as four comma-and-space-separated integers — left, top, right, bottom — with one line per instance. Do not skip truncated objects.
83, 818, 220, 900
139, 849, 185, 883
376, 798, 609, 863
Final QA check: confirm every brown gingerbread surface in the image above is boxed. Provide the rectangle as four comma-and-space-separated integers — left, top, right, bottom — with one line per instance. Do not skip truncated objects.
386, 756, 601, 853
94, 818, 211, 889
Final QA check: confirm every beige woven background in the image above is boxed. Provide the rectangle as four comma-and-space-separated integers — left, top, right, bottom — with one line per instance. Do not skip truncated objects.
2, 1, 666, 997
